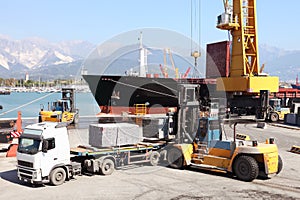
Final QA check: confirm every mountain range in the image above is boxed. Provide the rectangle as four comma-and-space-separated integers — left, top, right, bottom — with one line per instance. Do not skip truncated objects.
0, 35, 95, 80
0, 35, 299, 82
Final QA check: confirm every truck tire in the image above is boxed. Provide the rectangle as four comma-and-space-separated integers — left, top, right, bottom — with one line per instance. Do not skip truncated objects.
50, 167, 66, 186
277, 155, 283, 174
167, 147, 184, 169
270, 112, 279, 122
100, 159, 115, 175
233, 155, 259, 182
149, 151, 160, 166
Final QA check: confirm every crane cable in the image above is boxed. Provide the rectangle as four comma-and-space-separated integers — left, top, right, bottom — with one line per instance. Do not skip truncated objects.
109, 79, 177, 99
190, 0, 201, 54
0, 92, 55, 116
190, 0, 201, 77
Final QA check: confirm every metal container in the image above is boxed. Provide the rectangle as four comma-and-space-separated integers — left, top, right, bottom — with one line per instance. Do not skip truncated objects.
206, 41, 231, 78
285, 114, 297, 125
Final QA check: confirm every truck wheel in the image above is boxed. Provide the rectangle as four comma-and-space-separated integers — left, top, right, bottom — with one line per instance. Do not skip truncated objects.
270, 112, 279, 122
277, 155, 283, 174
100, 159, 115, 175
50, 167, 66, 186
149, 151, 160, 166
234, 156, 259, 182
167, 148, 184, 169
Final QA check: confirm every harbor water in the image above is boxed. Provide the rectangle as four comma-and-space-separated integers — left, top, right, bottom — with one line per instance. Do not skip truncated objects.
0, 92, 100, 119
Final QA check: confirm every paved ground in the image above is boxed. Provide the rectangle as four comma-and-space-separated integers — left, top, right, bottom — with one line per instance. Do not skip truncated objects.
0, 118, 299, 200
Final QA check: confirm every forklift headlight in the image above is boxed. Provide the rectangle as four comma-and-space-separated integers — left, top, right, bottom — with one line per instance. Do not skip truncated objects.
252, 140, 258, 147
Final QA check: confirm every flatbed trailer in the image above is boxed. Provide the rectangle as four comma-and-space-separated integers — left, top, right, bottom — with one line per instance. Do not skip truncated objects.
70, 141, 165, 168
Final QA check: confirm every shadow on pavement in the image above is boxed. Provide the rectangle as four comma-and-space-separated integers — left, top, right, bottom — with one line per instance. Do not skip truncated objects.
186, 166, 235, 180
0, 169, 44, 188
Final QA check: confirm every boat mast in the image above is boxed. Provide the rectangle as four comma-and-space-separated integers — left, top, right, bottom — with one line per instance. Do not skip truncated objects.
139, 31, 147, 77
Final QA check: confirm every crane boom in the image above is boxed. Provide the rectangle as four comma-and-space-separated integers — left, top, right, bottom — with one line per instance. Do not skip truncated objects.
216, 0, 278, 93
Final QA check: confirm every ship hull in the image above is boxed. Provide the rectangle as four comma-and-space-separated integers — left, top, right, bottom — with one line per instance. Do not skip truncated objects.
82, 75, 181, 115
83, 75, 218, 115
291, 84, 300, 90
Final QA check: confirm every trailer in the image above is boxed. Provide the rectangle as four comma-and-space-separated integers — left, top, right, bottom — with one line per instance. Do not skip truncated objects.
71, 142, 164, 175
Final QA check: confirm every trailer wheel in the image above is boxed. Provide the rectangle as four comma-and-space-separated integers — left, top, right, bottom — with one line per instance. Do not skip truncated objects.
149, 151, 160, 166
50, 167, 66, 186
167, 148, 184, 169
234, 155, 259, 182
270, 112, 279, 122
277, 155, 283, 174
100, 159, 115, 175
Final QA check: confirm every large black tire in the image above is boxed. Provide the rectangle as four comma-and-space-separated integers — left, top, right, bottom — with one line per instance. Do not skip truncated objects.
277, 155, 283, 174
234, 155, 259, 182
50, 167, 66, 186
270, 112, 279, 122
100, 159, 115, 175
167, 147, 184, 169
149, 151, 160, 166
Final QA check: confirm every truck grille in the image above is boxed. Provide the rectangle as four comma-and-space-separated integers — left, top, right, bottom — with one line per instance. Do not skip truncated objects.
18, 167, 34, 180
18, 160, 33, 168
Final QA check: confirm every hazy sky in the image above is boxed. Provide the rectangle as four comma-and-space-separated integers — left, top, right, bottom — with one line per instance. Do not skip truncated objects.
1, 0, 299, 50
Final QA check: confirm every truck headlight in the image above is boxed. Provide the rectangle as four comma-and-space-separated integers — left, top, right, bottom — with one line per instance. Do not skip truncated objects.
32, 169, 41, 179
32, 171, 38, 179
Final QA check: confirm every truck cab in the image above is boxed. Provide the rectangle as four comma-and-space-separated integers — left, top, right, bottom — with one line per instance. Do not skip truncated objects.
17, 122, 75, 185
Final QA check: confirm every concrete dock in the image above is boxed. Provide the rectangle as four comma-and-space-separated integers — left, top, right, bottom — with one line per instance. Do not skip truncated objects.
0, 117, 299, 199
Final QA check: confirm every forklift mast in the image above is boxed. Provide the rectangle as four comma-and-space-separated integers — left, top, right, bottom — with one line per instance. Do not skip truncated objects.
61, 88, 75, 112
256, 90, 269, 119
176, 84, 224, 144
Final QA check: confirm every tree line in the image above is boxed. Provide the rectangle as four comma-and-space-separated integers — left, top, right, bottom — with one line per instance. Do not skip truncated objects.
0, 78, 76, 87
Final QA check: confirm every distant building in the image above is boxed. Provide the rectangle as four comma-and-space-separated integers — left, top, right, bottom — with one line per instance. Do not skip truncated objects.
25, 72, 29, 82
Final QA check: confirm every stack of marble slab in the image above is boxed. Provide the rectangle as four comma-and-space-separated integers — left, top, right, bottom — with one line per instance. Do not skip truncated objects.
89, 123, 143, 147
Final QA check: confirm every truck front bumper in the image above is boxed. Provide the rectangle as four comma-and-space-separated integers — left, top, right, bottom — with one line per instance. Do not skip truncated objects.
17, 166, 48, 184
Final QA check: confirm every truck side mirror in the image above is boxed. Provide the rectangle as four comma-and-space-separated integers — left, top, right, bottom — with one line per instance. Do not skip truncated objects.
42, 140, 49, 153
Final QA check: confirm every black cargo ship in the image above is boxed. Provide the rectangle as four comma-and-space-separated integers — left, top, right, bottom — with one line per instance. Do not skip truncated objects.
82, 74, 216, 115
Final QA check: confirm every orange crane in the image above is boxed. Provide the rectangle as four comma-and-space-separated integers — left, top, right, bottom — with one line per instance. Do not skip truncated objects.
162, 48, 179, 79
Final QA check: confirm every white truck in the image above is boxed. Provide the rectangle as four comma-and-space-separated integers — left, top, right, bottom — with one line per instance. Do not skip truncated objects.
16, 122, 163, 186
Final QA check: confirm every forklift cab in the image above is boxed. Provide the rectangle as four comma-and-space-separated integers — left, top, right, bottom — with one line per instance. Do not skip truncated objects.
269, 99, 281, 112
53, 100, 69, 112
196, 117, 233, 156
197, 118, 221, 146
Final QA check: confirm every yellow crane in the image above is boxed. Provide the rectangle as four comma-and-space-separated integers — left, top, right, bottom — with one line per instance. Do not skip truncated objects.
216, 0, 278, 93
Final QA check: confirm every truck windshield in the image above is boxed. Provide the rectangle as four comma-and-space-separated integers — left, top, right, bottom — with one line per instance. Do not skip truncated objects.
18, 138, 41, 155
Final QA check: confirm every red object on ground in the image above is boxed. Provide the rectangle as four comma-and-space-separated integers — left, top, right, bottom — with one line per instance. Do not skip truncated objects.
6, 143, 18, 157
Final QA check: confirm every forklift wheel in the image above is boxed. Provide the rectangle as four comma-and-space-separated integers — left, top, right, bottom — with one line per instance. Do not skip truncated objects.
167, 148, 184, 169
277, 155, 283, 174
234, 155, 259, 182
270, 112, 279, 122
149, 151, 160, 166
73, 114, 79, 124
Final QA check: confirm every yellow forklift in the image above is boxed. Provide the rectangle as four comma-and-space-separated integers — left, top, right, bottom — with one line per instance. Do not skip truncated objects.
166, 84, 282, 182
38, 88, 79, 125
